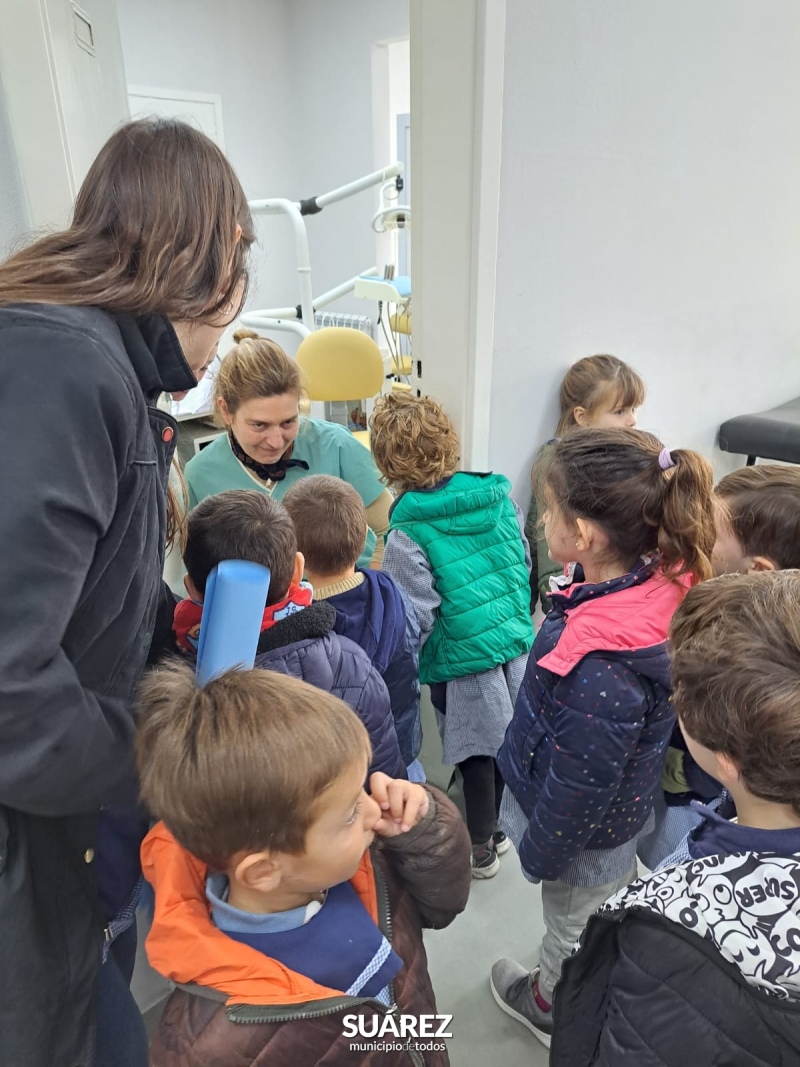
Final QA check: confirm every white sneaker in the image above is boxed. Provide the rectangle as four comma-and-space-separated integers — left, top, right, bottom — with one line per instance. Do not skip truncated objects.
471, 839, 501, 879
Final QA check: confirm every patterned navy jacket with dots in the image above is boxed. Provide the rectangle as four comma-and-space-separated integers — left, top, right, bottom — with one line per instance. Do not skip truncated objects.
498, 559, 690, 883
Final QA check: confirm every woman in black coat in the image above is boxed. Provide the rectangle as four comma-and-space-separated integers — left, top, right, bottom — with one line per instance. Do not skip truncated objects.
0, 118, 254, 1067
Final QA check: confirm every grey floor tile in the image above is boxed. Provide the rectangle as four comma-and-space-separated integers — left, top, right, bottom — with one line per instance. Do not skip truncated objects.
424, 843, 548, 1066
419, 685, 550, 1065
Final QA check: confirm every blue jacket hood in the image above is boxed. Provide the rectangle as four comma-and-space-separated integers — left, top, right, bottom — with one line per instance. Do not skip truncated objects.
330, 571, 407, 674
327, 573, 422, 767
688, 797, 800, 861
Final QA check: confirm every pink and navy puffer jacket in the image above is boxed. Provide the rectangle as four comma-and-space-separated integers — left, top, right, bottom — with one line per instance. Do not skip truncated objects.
498, 560, 688, 882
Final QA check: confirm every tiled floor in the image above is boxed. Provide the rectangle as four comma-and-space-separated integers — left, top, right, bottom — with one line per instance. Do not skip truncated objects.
424, 855, 549, 1066
132, 689, 550, 1065
419, 691, 550, 1067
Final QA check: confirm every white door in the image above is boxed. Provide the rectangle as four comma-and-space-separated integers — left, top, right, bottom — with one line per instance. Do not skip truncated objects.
127, 86, 225, 150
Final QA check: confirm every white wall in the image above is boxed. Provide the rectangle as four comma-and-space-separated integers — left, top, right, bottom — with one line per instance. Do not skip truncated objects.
284, 0, 409, 316
388, 38, 410, 160
116, 0, 408, 334
372, 37, 410, 284
409, 0, 507, 468
115, 0, 299, 316
1, 0, 130, 235
0, 75, 29, 257
490, 0, 800, 505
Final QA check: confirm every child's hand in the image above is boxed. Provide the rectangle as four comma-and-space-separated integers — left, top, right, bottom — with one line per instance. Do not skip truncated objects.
369, 773, 430, 837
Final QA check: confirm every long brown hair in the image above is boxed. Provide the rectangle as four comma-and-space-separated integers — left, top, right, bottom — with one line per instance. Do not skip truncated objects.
556, 355, 646, 436
165, 459, 188, 554
0, 119, 254, 319
538, 427, 715, 583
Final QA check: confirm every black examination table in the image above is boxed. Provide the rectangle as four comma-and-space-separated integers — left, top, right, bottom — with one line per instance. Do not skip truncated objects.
718, 397, 800, 465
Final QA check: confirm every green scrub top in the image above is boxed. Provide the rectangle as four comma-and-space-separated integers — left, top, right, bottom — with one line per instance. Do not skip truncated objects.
184, 418, 385, 568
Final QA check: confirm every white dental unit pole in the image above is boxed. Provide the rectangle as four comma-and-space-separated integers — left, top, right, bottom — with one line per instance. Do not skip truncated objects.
243, 163, 404, 336
246, 197, 314, 334
238, 269, 379, 340
236, 265, 384, 337
312, 162, 403, 210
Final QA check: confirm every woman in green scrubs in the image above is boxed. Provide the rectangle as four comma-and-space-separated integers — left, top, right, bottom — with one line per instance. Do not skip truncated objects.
185, 329, 392, 567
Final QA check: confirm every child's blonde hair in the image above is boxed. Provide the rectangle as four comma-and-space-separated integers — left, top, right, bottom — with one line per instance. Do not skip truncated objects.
370, 393, 460, 491
213, 328, 306, 426
556, 354, 646, 436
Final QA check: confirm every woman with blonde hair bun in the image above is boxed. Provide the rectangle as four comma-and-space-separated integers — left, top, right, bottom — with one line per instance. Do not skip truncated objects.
184, 328, 393, 568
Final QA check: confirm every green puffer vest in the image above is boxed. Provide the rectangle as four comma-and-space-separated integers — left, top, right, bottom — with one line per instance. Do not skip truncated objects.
389, 472, 533, 684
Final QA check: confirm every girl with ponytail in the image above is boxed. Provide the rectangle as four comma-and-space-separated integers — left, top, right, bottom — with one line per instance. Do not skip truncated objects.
490, 428, 715, 1049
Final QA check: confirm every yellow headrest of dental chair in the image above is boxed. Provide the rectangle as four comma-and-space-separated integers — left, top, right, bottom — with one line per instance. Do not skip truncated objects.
295, 328, 384, 402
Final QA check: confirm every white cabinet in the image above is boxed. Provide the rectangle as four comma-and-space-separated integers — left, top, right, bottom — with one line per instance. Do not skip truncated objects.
0, 0, 130, 228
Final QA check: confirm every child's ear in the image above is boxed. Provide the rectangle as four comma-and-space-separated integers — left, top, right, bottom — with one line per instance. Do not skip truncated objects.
292, 551, 306, 586
233, 852, 282, 893
748, 555, 776, 573
714, 751, 742, 787
184, 574, 204, 603
573, 406, 587, 427
574, 517, 593, 552
216, 396, 231, 425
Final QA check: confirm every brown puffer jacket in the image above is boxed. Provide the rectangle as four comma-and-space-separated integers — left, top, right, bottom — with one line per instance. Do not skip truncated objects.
147, 787, 471, 1066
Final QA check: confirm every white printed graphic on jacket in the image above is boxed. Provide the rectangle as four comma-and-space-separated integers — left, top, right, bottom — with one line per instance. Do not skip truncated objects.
601, 852, 800, 1000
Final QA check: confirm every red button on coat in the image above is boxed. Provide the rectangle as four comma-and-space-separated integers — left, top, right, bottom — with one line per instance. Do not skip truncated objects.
162, 426, 174, 443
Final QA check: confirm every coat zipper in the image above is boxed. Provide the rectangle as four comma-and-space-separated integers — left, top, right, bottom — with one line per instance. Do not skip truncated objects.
226, 994, 374, 1025
375, 860, 423, 1066
226, 857, 426, 1065
373, 854, 395, 1008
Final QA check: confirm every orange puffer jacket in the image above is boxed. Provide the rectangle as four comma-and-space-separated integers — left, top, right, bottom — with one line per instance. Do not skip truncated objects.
144, 786, 471, 1067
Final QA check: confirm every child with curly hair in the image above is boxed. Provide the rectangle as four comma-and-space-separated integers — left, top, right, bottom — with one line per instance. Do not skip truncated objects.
370, 393, 534, 878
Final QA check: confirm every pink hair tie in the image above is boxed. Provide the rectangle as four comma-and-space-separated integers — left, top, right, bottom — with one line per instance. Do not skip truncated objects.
658, 447, 676, 470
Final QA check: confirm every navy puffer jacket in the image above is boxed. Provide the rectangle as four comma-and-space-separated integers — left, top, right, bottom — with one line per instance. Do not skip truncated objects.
255, 601, 406, 779
498, 561, 685, 882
